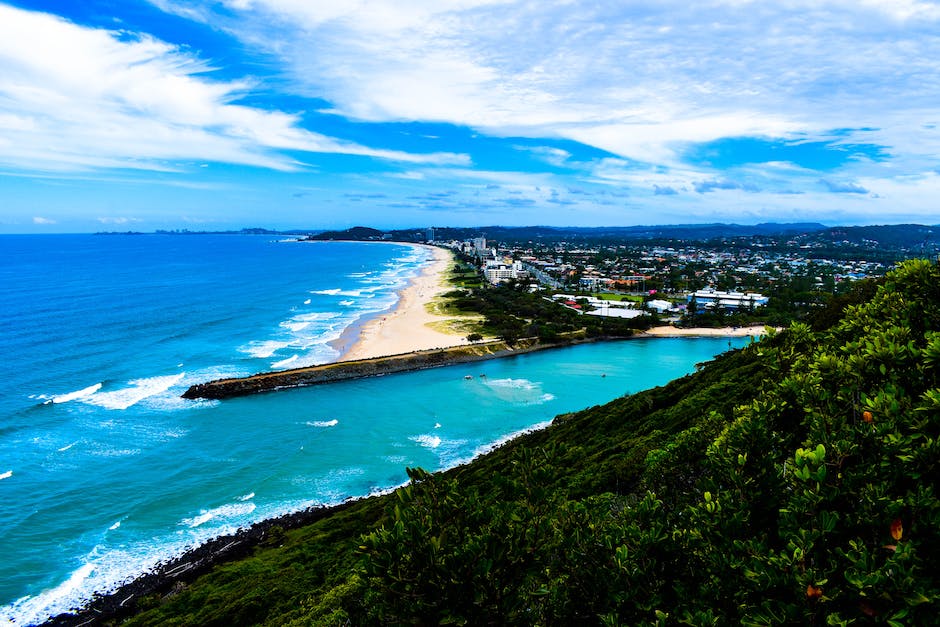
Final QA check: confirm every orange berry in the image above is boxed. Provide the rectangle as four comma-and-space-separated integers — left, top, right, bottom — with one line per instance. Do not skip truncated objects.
862, 410, 873, 423
806, 584, 823, 600
891, 518, 903, 541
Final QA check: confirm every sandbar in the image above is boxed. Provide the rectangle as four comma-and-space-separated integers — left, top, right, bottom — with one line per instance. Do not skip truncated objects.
337, 244, 474, 362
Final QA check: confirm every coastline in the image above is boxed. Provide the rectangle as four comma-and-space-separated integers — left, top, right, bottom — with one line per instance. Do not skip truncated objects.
43, 500, 367, 626
333, 243, 473, 362
641, 324, 777, 337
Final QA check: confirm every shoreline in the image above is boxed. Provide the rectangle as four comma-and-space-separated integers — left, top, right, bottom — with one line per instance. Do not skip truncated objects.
43, 499, 367, 626
641, 324, 776, 338
334, 243, 472, 363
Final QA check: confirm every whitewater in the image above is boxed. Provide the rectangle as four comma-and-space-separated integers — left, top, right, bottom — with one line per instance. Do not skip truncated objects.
0, 234, 749, 624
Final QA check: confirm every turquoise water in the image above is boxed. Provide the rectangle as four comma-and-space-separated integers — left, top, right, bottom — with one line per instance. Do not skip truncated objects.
0, 235, 752, 624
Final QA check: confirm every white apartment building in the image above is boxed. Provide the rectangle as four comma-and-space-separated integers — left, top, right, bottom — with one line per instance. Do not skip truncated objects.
484, 259, 526, 285
690, 288, 769, 310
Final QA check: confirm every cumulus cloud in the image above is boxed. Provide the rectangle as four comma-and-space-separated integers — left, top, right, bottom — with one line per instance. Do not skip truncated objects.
694, 179, 761, 194
33, 216, 56, 224
161, 0, 940, 174
0, 4, 467, 173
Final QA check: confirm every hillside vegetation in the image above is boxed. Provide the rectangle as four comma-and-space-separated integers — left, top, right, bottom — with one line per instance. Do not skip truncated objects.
114, 259, 940, 626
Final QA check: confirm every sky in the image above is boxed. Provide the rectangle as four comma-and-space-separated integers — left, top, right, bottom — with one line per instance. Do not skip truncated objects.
1, 0, 939, 232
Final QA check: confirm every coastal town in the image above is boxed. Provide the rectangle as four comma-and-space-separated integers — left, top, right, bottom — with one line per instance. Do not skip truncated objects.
427, 224, 932, 328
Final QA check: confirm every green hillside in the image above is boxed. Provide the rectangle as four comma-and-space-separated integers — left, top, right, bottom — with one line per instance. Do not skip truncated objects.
110, 259, 940, 626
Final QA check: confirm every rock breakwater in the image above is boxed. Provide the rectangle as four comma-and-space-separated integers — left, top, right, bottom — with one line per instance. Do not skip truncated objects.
182, 336, 609, 400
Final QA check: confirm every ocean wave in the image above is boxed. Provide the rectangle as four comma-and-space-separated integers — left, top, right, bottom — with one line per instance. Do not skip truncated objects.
181, 501, 257, 529
280, 321, 310, 332
57, 441, 79, 452
410, 434, 442, 449
4, 562, 97, 626
41, 382, 103, 405
0, 470, 11, 481
2, 510, 258, 626
271, 354, 299, 369
469, 421, 554, 462
238, 493, 255, 502
83, 374, 185, 411
291, 311, 340, 323
307, 419, 338, 428
241, 340, 291, 359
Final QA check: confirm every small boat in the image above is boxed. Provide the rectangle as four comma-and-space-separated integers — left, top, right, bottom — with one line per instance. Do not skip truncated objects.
463, 375, 473, 380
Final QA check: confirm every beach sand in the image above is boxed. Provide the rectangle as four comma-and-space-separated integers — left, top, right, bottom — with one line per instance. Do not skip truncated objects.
643, 325, 777, 337
337, 244, 475, 362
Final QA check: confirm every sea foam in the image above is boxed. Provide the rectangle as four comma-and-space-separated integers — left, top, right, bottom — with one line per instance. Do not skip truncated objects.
410, 434, 442, 449
307, 419, 338, 428
181, 502, 257, 529
242, 340, 291, 359
271, 354, 299, 369
84, 374, 185, 411
43, 382, 103, 405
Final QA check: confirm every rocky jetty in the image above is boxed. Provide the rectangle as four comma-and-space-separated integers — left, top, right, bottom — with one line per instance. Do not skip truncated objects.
182, 335, 607, 400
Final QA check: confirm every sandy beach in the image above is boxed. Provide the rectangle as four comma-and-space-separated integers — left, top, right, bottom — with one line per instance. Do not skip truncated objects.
643, 324, 777, 337
337, 244, 474, 362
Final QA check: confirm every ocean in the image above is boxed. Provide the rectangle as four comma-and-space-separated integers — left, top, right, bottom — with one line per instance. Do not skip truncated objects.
0, 234, 751, 624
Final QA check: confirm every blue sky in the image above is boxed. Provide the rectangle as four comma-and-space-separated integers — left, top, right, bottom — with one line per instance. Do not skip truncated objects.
2, 0, 939, 232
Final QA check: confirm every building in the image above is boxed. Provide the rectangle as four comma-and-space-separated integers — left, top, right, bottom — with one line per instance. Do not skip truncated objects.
646, 299, 675, 314
690, 288, 769, 311
426, 227, 435, 242
484, 259, 526, 285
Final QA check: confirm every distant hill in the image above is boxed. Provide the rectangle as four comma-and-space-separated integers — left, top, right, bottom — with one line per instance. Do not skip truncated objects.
816, 224, 938, 250
308, 223, 940, 257
306, 226, 386, 241
408, 223, 830, 243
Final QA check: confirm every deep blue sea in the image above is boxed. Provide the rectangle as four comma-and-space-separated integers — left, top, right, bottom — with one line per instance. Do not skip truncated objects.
0, 234, 751, 624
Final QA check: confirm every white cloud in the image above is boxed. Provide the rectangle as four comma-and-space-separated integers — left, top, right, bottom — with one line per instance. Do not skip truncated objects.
181, 0, 940, 178
0, 4, 467, 173
32, 216, 56, 224
97, 216, 141, 224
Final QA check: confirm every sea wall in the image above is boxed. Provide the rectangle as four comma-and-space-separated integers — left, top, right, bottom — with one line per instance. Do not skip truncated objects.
182, 334, 619, 400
